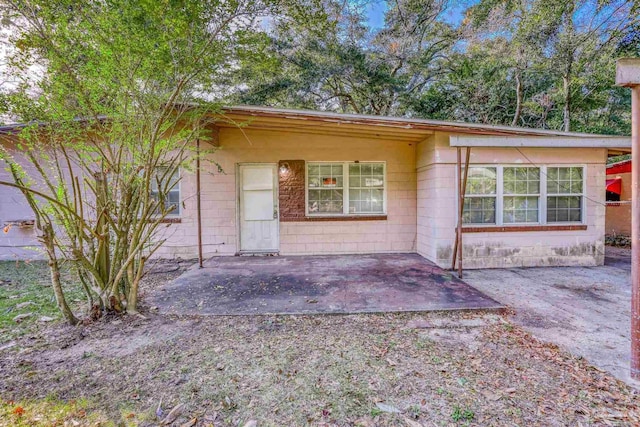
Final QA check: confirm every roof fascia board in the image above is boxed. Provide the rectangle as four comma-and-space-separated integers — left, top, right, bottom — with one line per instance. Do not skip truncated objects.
449, 135, 631, 149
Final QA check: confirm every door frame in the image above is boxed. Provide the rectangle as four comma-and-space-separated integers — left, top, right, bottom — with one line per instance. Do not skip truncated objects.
236, 162, 280, 254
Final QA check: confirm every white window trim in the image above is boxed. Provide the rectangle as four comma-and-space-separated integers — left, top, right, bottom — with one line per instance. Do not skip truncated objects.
151, 167, 181, 217
305, 161, 387, 217
460, 164, 587, 226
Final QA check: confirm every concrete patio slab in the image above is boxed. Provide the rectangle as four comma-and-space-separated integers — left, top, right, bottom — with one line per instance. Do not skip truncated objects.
148, 253, 503, 315
464, 246, 640, 388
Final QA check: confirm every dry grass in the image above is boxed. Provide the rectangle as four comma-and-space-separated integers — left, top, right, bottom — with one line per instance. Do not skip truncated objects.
1, 311, 639, 426
0, 262, 639, 426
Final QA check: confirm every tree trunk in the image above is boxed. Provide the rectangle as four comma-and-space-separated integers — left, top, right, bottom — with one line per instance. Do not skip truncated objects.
563, 73, 571, 132
48, 257, 78, 325
42, 225, 78, 325
512, 70, 523, 127
127, 260, 145, 314
94, 172, 110, 287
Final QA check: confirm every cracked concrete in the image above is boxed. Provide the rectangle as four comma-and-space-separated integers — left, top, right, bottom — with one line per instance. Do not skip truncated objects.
464, 246, 640, 388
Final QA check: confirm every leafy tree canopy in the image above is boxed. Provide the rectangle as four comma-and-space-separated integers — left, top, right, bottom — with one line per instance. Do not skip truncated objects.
233, 0, 639, 135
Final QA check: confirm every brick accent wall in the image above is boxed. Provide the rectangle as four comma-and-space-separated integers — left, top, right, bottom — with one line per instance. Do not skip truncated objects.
278, 160, 306, 221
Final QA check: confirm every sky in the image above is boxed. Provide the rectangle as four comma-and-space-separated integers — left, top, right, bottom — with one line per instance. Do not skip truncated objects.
364, 1, 387, 29
364, 0, 478, 29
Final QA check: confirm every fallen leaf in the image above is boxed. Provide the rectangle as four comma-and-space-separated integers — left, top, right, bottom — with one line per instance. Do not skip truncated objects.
180, 418, 197, 427
376, 403, 401, 413
13, 313, 32, 323
243, 420, 257, 427
38, 316, 55, 323
482, 391, 502, 401
0, 341, 17, 351
403, 417, 423, 427
15, 301, 33, 309
160, 403, 184, 425
354, 417, 375, 427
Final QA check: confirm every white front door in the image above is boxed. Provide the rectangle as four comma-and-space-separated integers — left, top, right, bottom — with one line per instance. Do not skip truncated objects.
239, 164, 279, 253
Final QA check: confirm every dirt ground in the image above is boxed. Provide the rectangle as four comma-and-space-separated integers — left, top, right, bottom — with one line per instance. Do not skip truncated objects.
1, 260, 640, 426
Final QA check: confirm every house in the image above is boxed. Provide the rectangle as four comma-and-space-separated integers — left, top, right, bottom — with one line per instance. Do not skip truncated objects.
605, 159, 632, 236
0, 106, 632, 269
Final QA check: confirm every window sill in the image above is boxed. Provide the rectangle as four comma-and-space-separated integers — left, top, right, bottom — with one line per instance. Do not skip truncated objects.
282, 215, 387, 222
462, 224, 587, 233
157, 217, 182, 224
606, 201, 629, 206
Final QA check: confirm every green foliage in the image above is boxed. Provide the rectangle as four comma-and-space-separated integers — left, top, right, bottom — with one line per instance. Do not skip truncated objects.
0, 0, 277, 322
0, 397, 111, 427
451, 405, 475, 422
234, 0, 638, 135
0, 260, 82, 343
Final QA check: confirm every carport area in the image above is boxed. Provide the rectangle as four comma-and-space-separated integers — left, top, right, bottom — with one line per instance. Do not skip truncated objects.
149, 253, 502, 315
464, 246, 639, 387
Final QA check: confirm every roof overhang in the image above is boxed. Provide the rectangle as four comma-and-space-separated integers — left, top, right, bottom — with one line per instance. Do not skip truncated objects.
220, 105, 627, 139
449, 135, 632, 156
2, 105, 632, 147
218, 107, 434, 142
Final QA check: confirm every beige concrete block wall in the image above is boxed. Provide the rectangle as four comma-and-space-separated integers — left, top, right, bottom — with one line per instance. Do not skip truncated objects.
416, 132, 607, 269
0, 140, 44, 260
416, 136, 439, 261
154, 127, 418, 257
0, 183, 42, 260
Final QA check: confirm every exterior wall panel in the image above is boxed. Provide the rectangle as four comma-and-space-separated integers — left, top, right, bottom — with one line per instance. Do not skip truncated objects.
419, 133, 607, 269
0, 126, 610, 269
153, 127, 418, 257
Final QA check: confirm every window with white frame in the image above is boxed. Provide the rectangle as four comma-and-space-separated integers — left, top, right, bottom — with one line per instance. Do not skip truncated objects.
462, 167, 496, 224
546, 166, 583, 223
150, 167, 180, 216
463, 165, 584, 225
307, 162, 385, 215
502, 167, 540, 223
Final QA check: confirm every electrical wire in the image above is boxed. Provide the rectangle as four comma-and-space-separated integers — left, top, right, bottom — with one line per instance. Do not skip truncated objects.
513, 147, 613, 259
514, 147, 608, 208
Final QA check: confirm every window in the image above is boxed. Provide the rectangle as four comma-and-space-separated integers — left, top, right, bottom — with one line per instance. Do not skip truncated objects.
307, 162, 385, 215
546, 167, 583, 223
463, 165, 584, 226
307, 164, 344, 214
462, 167, 496, 224
151, 167, 180, 216
606, 191, 620, 202
502, 167, 540, 223
349, 163, 384, 214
